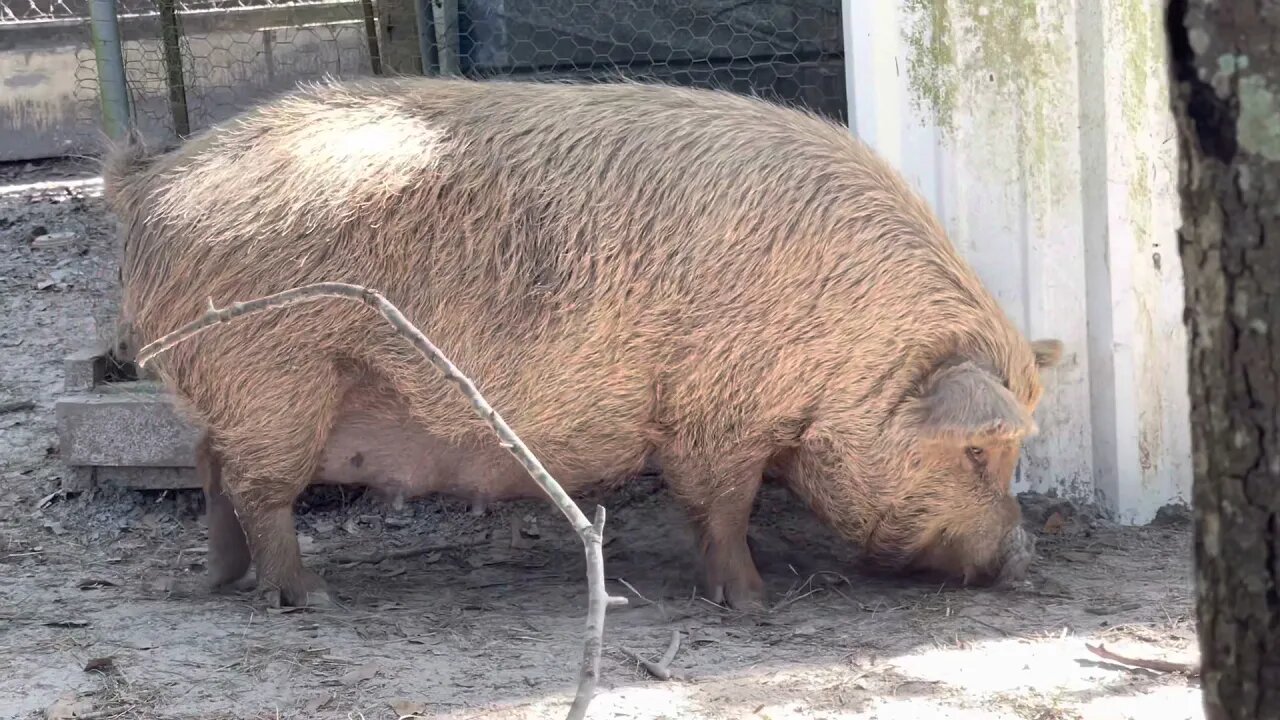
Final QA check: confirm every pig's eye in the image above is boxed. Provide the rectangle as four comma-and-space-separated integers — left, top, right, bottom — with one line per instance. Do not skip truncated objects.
965, 446, 986, 464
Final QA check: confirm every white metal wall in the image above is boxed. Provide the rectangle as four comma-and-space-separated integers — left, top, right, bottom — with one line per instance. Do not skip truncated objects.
841, 0, 1193, 523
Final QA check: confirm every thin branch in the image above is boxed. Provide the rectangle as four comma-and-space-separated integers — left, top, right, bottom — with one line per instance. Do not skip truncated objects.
658, 629, 682, 667
135, 281, 628, 720
1085, 643, 1201, 676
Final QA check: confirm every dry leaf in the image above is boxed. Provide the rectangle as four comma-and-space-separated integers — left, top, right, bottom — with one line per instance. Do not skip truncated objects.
510, 516, 536, 550
77, 578, 118, 590
1041, 511, 1066, 535
340, 661, 381, 686
390, 699, 429, 718
892, 679, 942, 697
83, 656, 115, 673
520, 514, 540, 538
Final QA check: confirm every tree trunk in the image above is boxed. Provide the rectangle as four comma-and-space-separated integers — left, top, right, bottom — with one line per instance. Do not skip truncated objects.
1166, 2, 1280, 719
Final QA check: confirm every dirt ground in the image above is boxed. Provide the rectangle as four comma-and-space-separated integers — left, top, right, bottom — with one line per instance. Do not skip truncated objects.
0, 159, 1202, 720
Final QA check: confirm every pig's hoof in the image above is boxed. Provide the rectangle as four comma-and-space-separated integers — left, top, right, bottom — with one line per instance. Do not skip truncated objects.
707, 581, 769, 614
207, 574, 254, 595
264, 586, 336, 609
269, 570, 336, 609
207, 552, 251, 588
726, 589, 769, 614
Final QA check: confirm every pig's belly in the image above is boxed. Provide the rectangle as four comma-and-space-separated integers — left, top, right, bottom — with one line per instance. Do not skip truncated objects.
315, 405, 541, 504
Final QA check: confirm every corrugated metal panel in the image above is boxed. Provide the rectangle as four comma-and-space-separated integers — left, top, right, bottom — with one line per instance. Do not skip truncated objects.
842, 0, 1192, 522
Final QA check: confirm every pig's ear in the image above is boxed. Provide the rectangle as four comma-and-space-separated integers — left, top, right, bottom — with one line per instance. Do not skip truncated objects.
904, 361, 1036, 443
1031, 338, 1063, 369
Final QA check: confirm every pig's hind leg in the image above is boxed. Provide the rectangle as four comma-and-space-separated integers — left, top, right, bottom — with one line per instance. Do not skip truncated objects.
194, 359, 349, 609
662, 452, 770, 612
197, 433, 251, 589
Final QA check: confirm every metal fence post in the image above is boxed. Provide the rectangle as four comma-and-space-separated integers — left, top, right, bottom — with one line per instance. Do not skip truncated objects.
431, 0, 459, 75
157, 0, 190, 137
359, 0, 383, 75
414, 0, 435, 74
89, 0, 131, 139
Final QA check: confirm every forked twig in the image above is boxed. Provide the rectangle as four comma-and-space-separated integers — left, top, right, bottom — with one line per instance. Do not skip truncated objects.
1085, 643, 1201, 676
135, 281, 628, 720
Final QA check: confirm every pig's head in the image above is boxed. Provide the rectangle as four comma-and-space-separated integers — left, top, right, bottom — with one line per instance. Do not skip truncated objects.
864, 337, 1064, 586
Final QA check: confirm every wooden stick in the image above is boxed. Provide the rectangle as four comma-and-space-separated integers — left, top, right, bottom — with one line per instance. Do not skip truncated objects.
1085, 643, 1201, 676
135, 282, 628, 720
658, 629, 682, 667
620, 630, 683, 681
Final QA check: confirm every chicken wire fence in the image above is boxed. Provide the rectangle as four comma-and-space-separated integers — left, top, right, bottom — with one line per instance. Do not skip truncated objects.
54, 0, 845, 144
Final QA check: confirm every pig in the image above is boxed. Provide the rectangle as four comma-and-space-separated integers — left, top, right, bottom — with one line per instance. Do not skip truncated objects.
102, 76, 1063, 611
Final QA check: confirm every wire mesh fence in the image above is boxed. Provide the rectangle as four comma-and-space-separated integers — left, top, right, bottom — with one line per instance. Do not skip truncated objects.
89, 0, 379, 141
451, 1, 845, 120
1, 0, 846, 158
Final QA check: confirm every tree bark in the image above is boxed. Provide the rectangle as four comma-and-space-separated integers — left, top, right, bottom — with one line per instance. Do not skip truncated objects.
1167, 2, 1280, 719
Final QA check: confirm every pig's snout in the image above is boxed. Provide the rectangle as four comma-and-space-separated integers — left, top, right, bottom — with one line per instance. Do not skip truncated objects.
961, 524, 1036, 587
994, 524, 1036, 584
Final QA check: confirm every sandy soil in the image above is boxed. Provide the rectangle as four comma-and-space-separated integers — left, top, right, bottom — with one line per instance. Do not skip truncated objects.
0, 160, 1202, 720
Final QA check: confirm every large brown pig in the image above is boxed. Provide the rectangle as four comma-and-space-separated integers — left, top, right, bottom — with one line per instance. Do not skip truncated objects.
103, 76, 1063, 611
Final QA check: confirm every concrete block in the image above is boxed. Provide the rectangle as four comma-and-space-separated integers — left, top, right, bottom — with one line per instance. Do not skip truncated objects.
55, 381, 201, 469
61, 466, 96, 493
63, 349, 104, 392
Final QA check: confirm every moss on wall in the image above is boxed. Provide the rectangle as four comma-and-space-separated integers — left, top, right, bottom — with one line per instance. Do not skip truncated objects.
902, 0, 957, 134
1119, 0, 1156, 254
903, 2, 1068, 141
901, 0, 1072, 218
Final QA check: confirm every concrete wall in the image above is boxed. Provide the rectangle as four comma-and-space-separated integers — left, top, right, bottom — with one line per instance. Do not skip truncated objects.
0, 26, 94, 160
843, 0, 1192, 523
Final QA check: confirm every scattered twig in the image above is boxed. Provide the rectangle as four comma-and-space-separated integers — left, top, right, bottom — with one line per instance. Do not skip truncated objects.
962, 615, 1016, 638
329, 537, 488, 565
772, 586, 822, 611
0, 399, 35, 414
620, 630, 683, 681
135, 282, 628, 720
1084, 602, 1141, 616
1085, 643, 1201, 676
